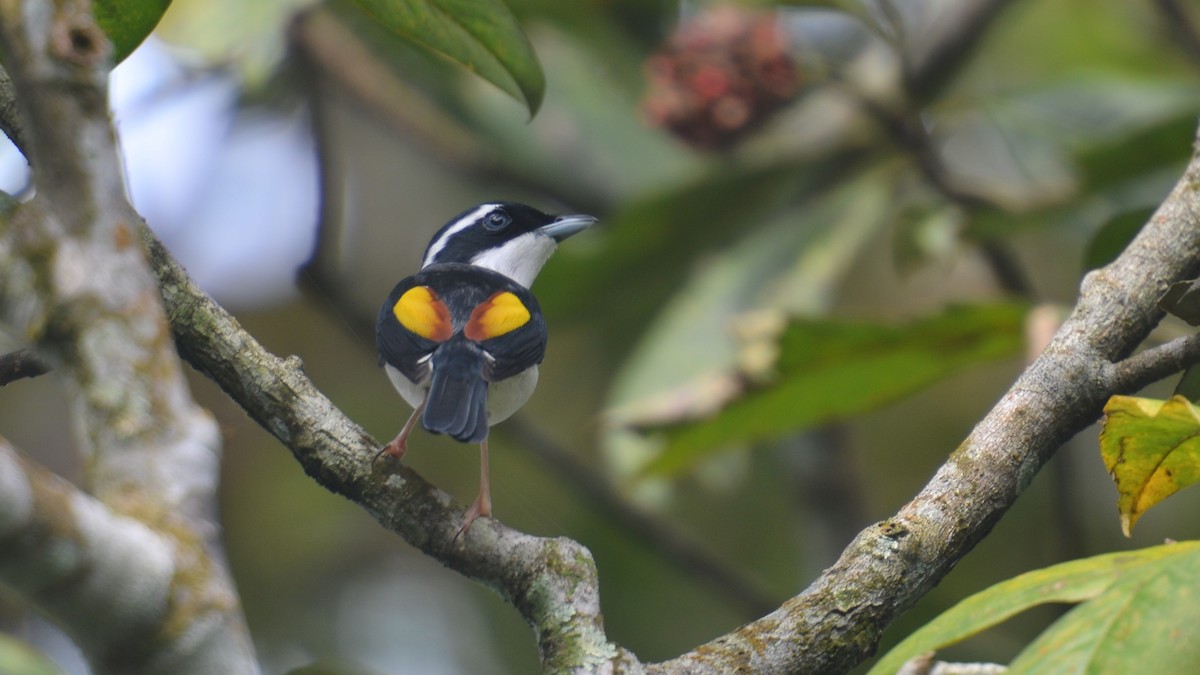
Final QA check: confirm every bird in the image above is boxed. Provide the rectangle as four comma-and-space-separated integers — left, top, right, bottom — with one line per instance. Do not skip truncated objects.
375, 201, 596, 537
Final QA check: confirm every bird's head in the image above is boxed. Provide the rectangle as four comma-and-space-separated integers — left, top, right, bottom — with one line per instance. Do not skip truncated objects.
420, 202, 596, 287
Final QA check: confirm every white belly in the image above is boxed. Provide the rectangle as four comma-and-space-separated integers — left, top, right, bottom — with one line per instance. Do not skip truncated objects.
384, 363, 538, 427
385, 363, 429, 409
486, 366, 538, 424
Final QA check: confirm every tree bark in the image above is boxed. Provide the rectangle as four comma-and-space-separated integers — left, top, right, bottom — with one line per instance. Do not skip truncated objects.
0, 2, 258, 672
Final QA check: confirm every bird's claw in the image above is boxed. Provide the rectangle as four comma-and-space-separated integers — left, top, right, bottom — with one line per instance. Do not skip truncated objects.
372, 438, 407, 465
452, 494, 491, 542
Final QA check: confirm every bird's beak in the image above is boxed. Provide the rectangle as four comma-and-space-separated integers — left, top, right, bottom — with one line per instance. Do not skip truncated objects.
540, 214, 597, 242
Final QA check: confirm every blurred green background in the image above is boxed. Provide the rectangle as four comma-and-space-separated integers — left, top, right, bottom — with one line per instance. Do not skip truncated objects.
3, 0, 1200, 672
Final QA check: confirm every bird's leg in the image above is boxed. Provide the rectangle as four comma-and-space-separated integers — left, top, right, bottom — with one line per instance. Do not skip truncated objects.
374, 397, 426, 464
455, 438, 492, 539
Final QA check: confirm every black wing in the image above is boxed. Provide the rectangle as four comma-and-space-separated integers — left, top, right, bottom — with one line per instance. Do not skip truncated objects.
376, 275, 440, 384
480, 296, 547, 381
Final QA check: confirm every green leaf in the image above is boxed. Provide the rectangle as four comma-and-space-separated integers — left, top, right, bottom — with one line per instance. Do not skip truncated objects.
1100, 395, 1200, 535
94, 0, 172, 63
598, 165, 893, 485
1009, 543, 1200, 673
990, 79, 1200, 154
345, 0, 545, 115
603, 168, 894, 470
1074, 110, 1195, 192
1174, 364, 1200, 402
640, 303, 1026, 476
869, 541, 1200, 675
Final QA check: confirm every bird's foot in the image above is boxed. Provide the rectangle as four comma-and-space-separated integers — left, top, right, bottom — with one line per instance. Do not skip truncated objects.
453, 493, 492, 542
373, 436, 408, 465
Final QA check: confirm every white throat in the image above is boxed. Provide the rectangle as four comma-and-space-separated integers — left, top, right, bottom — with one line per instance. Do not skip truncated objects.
463, 233, 557, 287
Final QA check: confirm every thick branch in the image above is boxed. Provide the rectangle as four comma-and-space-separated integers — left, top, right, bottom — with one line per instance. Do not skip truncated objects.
648, 128, 1200, 675
0, 438, 247, 672
0, 1, 256, 672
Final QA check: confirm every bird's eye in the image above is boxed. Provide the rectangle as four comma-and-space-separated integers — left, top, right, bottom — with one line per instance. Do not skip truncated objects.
483, 211, 511, 232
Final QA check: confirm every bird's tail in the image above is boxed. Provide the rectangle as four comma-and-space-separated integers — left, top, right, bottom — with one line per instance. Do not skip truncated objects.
423, 339, 489, 443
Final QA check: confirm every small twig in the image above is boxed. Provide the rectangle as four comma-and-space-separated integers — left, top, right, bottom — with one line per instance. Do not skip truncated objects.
1152, 0, 1200, 68
898, 652, 1007, 675
905, 0, 1015, 103
1105, 332, 1200, 394
977, 241, 1037, 298
852, 93, 1039, 299
0, 348, 50, 385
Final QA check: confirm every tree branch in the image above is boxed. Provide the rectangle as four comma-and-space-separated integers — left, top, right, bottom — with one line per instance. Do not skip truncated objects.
647, 126, 1200, 675
0, 437, 246, 672
0, 1, 256, 671
1104, 332, 1200, 394
0, 348, 50, 386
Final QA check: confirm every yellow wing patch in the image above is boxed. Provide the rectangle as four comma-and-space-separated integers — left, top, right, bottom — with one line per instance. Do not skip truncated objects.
465, 291, 531, 341
393, 286, 452, 341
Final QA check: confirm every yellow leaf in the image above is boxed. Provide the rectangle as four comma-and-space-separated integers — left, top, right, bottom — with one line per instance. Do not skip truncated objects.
1100, 395, 1200, 535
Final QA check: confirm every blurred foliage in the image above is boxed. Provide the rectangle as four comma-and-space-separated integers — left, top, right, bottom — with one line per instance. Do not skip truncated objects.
1101, 396, 1200, 536
0, 635, 62, 675
637, 303, 1026, 476
334, 0, 545, 115
155, 0, 314, 82
9, 0, 1200, 672
871, 541, 1200, 674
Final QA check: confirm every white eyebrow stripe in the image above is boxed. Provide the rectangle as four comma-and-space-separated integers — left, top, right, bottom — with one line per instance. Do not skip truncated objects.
421, 203, 501, 268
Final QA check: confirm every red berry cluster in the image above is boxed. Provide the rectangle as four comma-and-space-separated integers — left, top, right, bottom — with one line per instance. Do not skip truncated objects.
642, 6, 801, 150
